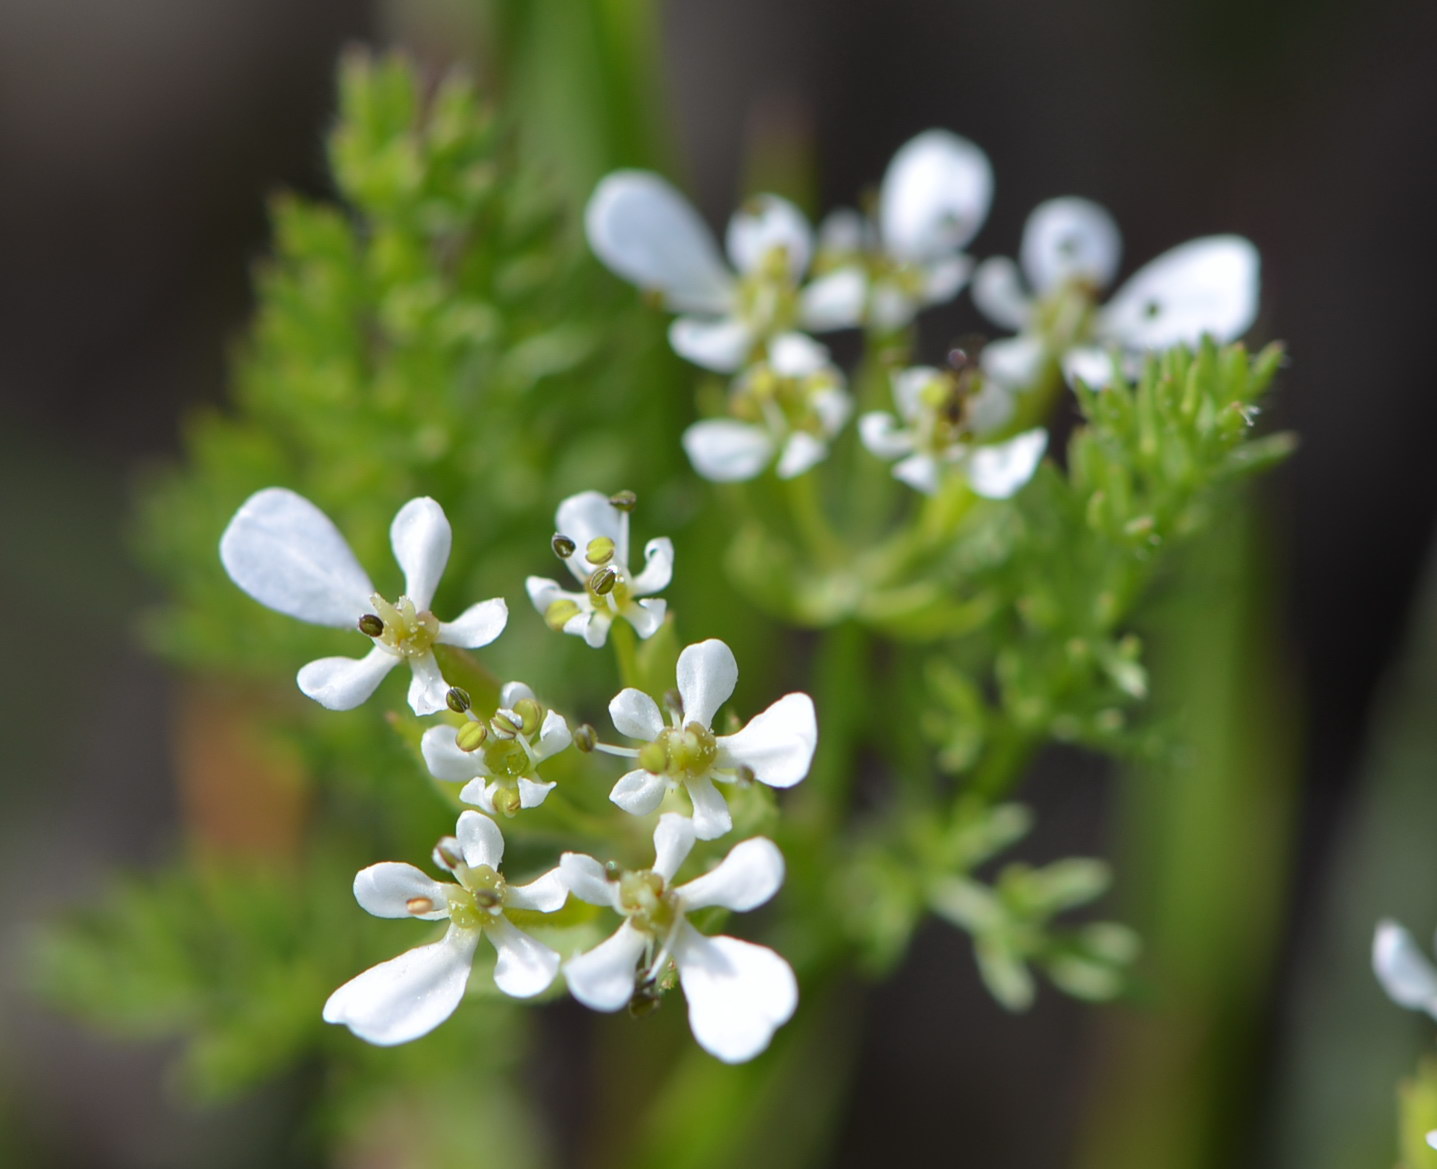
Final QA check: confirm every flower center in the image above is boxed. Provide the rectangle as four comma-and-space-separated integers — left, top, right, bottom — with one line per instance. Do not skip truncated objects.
364, 593, 440, 658
1033, 280, 1100, 351
732, 362, 839, 438
447, 863, 507, 930
618, 869, 678, 934
914, 371, 976, 454
736, 246, 800, 338
638, 721, 718, 780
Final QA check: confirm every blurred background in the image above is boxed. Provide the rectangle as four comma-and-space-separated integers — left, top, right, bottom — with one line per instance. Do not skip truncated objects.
3, 0, 1436, 1165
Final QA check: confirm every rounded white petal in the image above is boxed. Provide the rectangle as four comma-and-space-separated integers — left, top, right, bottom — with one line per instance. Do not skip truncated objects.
1099, 235, 1259, 350
965, 429, 1048, 500
683, 420, 775, 483
516, 776, 557, 809
676, 639, 739, 729
966, 381, 1017, 437
559, 853, 620, 908
811, 385, 852, 439
582, 609, 615, 648
406, 652, 451, 717
609, 687, 665, 742
554, 491, 626, 572
971, 256, 1033, 332
535, 709, 572, 761
892, 452, 942, 495
486, 917, 560, 999
526, 575, 583, 619
799, 267, 867, 332
726, 194, 812, 280
422, 724, 485, 782
717, 692, 817, 789
670, 315, 755, 373
1020, 196, 1121, 294
685, 775, 734, 841
219, 487, 375, 627
585, 171, 734, 314
980, 334, 1046, 393
353, 862, 452, 920
858, 412, 915, 462
775, 432, 828, 480
1374, 920, 1437, 1014
629, 536, 674, 597
869, 282, 919, 331
610, 768, 669, 816
918, 254, 973, 306
438, 598, 508, 649
459, 779, 500, 815
890, 366, 942, 425
880, 130, 992, 262
1062, 345, 1121, 388
389, 497, 450, 611
672, 923, 798, 1063
297, 647, 397, 710
624, 597, 667, 640
565, 922, 649, 1012
652, 813, 698, 881
505, 868, 568, 913
816, 207, 868, 255
677, 837, 785, 913
322, 927, 479, 1047
767, 331, 831, 377
457, 809, 504, 871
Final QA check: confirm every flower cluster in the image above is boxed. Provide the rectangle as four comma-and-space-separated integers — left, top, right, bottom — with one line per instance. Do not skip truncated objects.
221, 486, 817, 1062
586, 130, 1259, 497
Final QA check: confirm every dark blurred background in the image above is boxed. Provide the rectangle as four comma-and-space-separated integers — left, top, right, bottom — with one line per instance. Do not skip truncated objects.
3, 0, 1436, 1165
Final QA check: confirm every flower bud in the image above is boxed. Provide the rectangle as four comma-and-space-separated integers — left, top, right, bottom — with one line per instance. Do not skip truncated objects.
456, 721, 489, 752
358, 613, 384, 637
446, 686, 472, 713
552, 533, 576, 559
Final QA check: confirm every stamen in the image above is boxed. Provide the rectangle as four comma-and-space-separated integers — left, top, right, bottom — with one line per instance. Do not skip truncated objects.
573, 724, 597, 752
552, 533, 576, 560
446, 686, 472, 713
589, 566, 618, 596
586, 537, 616, 566
358, 614, 384, 637
406, 896, 435, 915
608, 490, 637, 512
456, 721, 488, 752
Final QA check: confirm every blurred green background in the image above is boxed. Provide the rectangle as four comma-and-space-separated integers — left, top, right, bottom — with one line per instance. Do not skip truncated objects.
3, 0, 1436, 1166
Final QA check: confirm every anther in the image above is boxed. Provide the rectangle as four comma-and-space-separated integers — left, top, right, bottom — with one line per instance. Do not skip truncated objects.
552, 533, 576, 560
473, 889, 502, 909
492, 711, 522, 737
456, 722, 489, 752
573, 724, 597, 752
586, 537, 616, 566
589, 566, 618, 596
406, 896, 435, 915
608, 490, 637, 512
604, 860, 622, 881
358, 614, 384, 637
628, 979, 662, 1018
663, 689, 684, 718
513, 698, 542, 732
446, 686, 472, 713
545, 598, 582, 631
434, 837, 464, 870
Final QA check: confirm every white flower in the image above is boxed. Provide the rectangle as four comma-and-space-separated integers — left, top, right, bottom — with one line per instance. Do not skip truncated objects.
525, 491, 673, 648
561, 813, 797, 1063
323, 811, 567, 1045
586, 171, 828, 372
682, 333, 851, 483
859, 366, 1047, 498
1373, 919, 1437, 1018
599, 639, 817, 840
972, 196, 1259, 388
802, 129, 993, 332
420, 682, 572, 816
219, 488, 507, 716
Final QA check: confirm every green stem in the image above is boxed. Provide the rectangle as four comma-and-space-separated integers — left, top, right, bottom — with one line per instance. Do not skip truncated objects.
782, 472, 845, 571
610, 617, 642, 691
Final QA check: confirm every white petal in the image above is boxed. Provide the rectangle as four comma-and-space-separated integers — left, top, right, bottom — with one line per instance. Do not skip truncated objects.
685, 774, 734, 841
1099, 235, 1259, 350
526, 575, 584, 619
297, 647, 397, 710
717, 692, 817, 789
677, 639, 739, 729
918, 254, 973, 306
670, 316, 755, 373
406, 652, 451, 717
564, 922, 649, 1012
624, 598, 667, 640
811, 385, 852, 439
438, 598, 508, 649
672, 924, 798, 1063
858, 412, 916, 462
535, 709, 572, 761
322, 926, 478, 1046
869, 283, 920, 331
652, 813, 697, 881
880, 130, 992, 263
677, 837, 785, 913
767, 331, 831, 377
516, 776, 557, 809
422, 724, 485, 782
980, 334, 1046, 392
610, 768, 669, 816
971, 257, 1033, 332
799, 267, 867, 332
893, 453, 942, 495
890, 366, 942, 425
486, 917, 560, 998
219, 487, 375, 627
1374, 920, 1437, 1014
582, 610, 615, 648
776, 432, 828, 479
1062, 345, 1120, 388
965, 429, 1048, 499
1020, 197, 1121, 294
353, 862, 451, 920
458, 779, 499, 815
554, 491, 626, 573
726, 194, 812, 280
389, 497, 450, 611
683, 420, 775, 482
559, 853, 620, 908
966, 381, 1017, 437
505, 868, 568, 913
816, 207, 868, 255
585, 171, 734, 314
457, 809, 504, 870
628, 536, 674, 597
609, 687, 665, 741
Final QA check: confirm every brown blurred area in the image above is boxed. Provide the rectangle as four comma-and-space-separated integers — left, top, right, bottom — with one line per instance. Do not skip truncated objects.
3, 0, 1436, 1165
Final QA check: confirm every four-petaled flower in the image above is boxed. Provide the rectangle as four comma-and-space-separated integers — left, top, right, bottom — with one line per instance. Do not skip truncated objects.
561, 813, 798, 1063
802, 129, 993, 333
323, 811, 568, 1045
526, 491, 673, 648
421, 682, 572, 816
682, 334, 851, 483
602, 639, 817, 840
971, 196, 1259, 389
586, 171, 830, 373
220, 488, 507, 715
859, 366, 1048, 498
